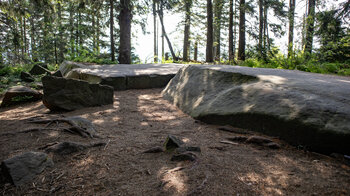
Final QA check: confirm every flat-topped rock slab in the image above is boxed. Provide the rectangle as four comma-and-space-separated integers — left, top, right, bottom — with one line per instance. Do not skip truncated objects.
162, 64, 350, 154
60, 62, 185, 90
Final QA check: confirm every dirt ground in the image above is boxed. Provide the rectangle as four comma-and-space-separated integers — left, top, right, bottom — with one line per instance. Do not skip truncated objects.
0, 88, 349, 196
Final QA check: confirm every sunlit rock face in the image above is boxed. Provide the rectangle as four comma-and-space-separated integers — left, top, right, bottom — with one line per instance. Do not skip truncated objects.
162, 64, 350, 154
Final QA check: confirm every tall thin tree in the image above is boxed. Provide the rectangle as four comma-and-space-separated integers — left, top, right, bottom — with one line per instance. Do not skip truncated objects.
288, 0, 296, 58
118, 0, 132, 64
183, 0, 192, 62
206, 0, 214, 62
304, 0, 316, 57
110, 0, 116, 61
238, 0, 245, 61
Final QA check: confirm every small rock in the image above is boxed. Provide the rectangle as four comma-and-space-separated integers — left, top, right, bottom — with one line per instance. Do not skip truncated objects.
164, 135, 184, 151
218, 125, 248, 134
20, 72, 35, 82
246, 136, 273, 145
1, 86, 42, 107
264, 142, 281, 149
45, 141, 87, 155
171, 152, 197, 162
227, 136, 248, 142
143, 146, 164, 153
29, 64, 51, 75
1, 152, 53, 186
330, 153, 344, 159
175, 146, 201, 154
345, 155, 350, 160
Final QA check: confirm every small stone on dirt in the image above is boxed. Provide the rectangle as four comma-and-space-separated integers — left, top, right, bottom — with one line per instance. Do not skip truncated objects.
227, 136, 248, 142
1, 151, 53, 186
164, 135, 184, 151
143, 146, 164, 153
264, 142, 281, 149
175, 146, 201, 154
45, 141, 88, 155
218, 125, 248, 134
246, 136, 273, 145
171, 152, 197, 162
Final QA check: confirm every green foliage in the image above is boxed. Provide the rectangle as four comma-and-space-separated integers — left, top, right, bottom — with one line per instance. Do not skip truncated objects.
11, 95, 34, 102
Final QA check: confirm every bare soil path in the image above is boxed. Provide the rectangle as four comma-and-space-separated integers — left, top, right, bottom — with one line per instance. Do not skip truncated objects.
0, 89, 349, 195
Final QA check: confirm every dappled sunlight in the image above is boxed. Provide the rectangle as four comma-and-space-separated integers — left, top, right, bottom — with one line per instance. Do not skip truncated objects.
75, 156, 95, 170
158, 166, 188, 194
258, 75, 288, 85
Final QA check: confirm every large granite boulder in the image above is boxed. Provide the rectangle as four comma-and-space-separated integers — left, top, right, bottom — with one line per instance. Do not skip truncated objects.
162, 65, 350, 154
1, 86, 42, 107
60, 62, 183, 90
42, 76, 114, 111
1, 152, 53, 186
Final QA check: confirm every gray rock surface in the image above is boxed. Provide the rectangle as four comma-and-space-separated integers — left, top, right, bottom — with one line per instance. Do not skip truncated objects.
20, 72, 35, 82
1, 152, 53, 186
1, 86, 42, 107
60, 62, 184, 90
162, 65, 350, 154
42, 76, 114, 111
29, 64, 51, 75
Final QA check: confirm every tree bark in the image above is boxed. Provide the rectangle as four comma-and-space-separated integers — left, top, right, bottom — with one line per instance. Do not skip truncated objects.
194, 40, 198, 61
206, 0, 214, 62
214, 0, 223, 61
153, 0, 158, 63
183, 0, 191, 62
58, 2, 64, 62
238, 0, 245, 61
288, 0, 295, 58
258, 0, 263, 59
110, 0, 115, 61
304, 0, 315, 57
228, 0, 234, 62
118, 0, 132, 64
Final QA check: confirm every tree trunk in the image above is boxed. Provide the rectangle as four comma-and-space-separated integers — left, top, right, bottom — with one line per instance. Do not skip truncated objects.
58, 3, 64, 62
258, 0, 263, 59
194, 40, 198, 61
304, 0, 315, 57
153, 0, 158, 63
23, 17, 27, 55
69, 3, 74, 55
263, 2, 267, 61
214, 0, 223, 61
183, 0, 191, 62
118, 0, 132, 64
288, 0, 295, 58
229, 0, 234, 62
238, 0, 245, 61
158, 13, 178, 61
206, 0, 214, 62
110, 0, 115, 61
160, 1, 165, 61
96, 7, 100, 55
